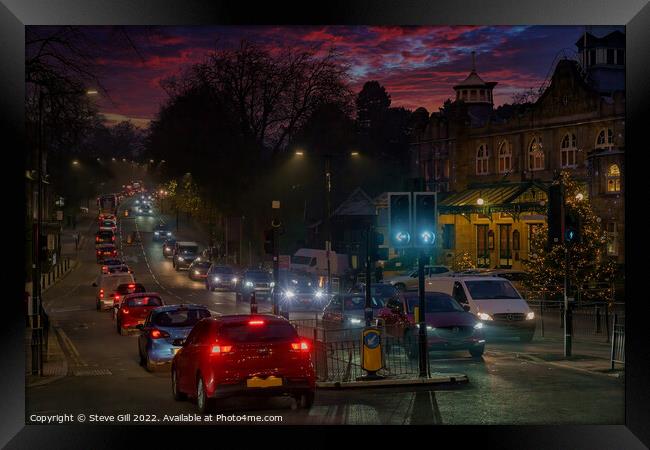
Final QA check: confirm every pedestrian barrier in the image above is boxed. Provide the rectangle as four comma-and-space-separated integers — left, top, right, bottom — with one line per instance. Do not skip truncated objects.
40, 257, 72, 292
291, 319, 425, 382
610, 314, 625, 369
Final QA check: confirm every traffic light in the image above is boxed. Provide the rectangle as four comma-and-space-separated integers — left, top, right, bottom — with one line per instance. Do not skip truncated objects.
547, 184, 565, 248
413, 192, 437, 247
388, 193, 411, 248
263, 229, 274, 255
564, 208, 582, 244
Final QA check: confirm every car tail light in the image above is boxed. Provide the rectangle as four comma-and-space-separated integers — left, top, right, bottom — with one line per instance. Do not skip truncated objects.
96, 250, 101, 255
211, 344, 233, 354
99, 289, 104, 298
150, 329, 170, 339
96, 236, 100, 242
114, 294, 120, 301
112, 251, 117, 256
248, 320, 265, 326
112, 236, 115, 241
290, 341, 310, 352
122, 308, 129, 314
128, 284, 135, 289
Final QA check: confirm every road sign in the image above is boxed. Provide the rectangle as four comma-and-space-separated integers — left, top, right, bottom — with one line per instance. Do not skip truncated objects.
361, 327, 383, 373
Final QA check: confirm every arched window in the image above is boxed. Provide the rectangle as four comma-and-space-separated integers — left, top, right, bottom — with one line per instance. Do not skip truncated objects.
596, 128, 614, 150
498, 141, 512, 173
606, 164, 621, 192
476, 144, 489, 175
560, 133, 577, 168
528, 136, 544, 171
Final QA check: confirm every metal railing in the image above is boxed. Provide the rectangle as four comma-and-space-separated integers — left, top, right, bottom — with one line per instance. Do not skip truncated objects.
610, 314, 625, 369
291, 319, 424, 382
40, 257, 71, 291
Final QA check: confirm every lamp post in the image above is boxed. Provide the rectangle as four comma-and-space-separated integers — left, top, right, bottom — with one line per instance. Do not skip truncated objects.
295, 150, 360, 296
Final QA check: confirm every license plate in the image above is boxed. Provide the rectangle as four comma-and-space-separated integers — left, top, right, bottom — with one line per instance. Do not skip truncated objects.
246, 376, 282, 388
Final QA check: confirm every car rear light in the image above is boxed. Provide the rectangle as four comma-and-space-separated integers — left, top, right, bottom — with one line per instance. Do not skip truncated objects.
96, 250, 101, 255
122, 308, 129, 314
128, 284, 135, 289
96, 237, 100, 242
291, 341, 310, 352
112, 236, 115, 241
248, 320, 265, 326
211, 344, 233, 354
150, 329, 170, 339
99, 289, 104, 298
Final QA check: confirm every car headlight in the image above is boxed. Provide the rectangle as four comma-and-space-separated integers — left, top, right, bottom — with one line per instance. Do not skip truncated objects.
193, 270, 200, 275
195, 257, 201, 262
526, 311, 535, 320
167, 232, 171, 236
231, 277, 238, 283
314, 289, 324, 299
349, 318, 361, 324
284, 290, 295, 299
213, 277, 220, 282
477, 312, 493, 321
245, 281, 253, 287
177, 256, 184, 261
415, 324, 434, 330
270, 282, 275, 287
474, 322, 484, 329
154, 231, 159, 235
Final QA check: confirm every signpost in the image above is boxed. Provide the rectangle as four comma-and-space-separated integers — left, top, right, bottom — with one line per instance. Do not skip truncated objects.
358, 326, 384, 380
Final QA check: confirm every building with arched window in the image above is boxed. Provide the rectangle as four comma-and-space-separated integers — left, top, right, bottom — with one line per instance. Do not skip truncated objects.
409, 31, 625, 269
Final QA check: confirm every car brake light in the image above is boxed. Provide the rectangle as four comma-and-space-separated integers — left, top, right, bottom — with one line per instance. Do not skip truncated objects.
291, 341, 310, 352
211, 344, 233, 354
99, 289, 104, 299
128, 284, 135, 289
96, 237, 100, 242
112, 236, 115, 241
96, 250, 101, 255
248, 320, 265, 326
122, 308, 129, 314
150, 329, 169, 339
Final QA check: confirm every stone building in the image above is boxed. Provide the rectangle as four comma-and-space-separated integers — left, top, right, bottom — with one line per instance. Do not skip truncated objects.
409, 31, 625, 270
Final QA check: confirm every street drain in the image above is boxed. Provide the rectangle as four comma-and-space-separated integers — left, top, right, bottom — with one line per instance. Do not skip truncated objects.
73, 368, 112, 376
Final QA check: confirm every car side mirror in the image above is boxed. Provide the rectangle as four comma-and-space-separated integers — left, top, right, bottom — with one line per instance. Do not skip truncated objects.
92, 282, 97, 287
462, 304, 471, 312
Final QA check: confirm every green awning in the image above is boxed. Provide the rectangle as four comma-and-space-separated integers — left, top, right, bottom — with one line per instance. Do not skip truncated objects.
439, 181, 549, 215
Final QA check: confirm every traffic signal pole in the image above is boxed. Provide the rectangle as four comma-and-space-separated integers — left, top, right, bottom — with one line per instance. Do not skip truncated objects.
417, 250, 429, 377
365, 225, 373, 327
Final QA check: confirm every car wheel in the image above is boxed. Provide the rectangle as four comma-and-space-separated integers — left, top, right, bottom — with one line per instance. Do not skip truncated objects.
520, 332, 535, 343
145, 356, 155, 372
469, 345, 485, 358
395, 283, 406, 292
196, 376, 215, 413
171, 367, 186, 401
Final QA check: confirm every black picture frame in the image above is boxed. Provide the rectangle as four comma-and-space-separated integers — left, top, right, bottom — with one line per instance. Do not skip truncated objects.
2, 0, 649, 448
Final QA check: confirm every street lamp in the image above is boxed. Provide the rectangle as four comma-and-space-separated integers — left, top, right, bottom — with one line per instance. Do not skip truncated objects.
72, 160, 80, 166
477, 197, 485, 206
350, 151, 360, 157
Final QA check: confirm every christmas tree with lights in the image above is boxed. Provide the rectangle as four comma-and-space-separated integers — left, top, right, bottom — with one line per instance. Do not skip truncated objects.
523, 171, 618, 303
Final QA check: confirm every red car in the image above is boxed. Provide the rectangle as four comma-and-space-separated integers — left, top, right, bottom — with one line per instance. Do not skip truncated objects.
377, 292, 486, 358
116, 293, 164, 335
96, 244, 118, 263
171, 314, 315, 413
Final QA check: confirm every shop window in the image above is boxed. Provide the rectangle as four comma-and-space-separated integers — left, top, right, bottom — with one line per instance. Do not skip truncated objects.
606, 164, 621, 192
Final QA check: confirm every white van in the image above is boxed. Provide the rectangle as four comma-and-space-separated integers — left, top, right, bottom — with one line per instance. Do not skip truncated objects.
425, 276, 536, 342
290, 248, 349, 277
93, 273, 135, 311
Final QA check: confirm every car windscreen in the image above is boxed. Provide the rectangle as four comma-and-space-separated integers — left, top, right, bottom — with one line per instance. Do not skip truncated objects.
164, 240, 176, 247
152, 309, 210, 328
102, 221, 114, 227
179, 246, 198, 254
342, 295, 384, 310
371, 285, 397, 297
126, 296, 162, 307
211, 266, 234, 274
193, 261, 211, 269
464, 280, 522, 300
291, 255, 312, 265
218, 321, 297, 343
103, 259, 122, 266
116, 284, 146, 294
245, 271, 271, 281
405, 294, 464, 313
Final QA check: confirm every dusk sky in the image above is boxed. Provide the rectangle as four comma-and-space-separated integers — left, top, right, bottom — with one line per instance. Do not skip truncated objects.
57, 25, 623, 127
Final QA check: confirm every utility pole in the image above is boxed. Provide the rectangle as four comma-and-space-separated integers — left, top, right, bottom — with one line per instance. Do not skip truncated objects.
364, 224, 373, 327
325, 155, 332, 296
271, 201, 281, 316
